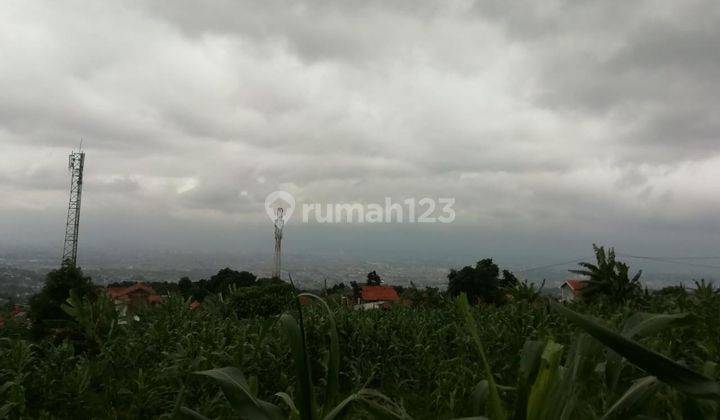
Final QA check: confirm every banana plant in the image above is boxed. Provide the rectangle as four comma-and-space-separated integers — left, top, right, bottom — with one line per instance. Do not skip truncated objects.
182, 292, 411, 420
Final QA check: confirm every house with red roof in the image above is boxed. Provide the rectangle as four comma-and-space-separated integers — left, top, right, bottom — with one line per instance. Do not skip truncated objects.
106, 282, 162, 307
560, 279, 585, 301
0, 304, 27, 329
355, 285, 400, 310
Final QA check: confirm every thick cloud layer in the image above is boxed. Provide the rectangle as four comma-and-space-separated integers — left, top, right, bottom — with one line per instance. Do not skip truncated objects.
1, 0, 719, 265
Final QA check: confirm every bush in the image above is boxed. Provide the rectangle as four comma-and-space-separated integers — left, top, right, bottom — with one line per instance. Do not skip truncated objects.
229, 281, 295, 319
28, 265, 94, 335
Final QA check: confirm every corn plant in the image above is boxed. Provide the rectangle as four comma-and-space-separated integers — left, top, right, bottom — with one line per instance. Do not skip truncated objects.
454, 294, 720, 419
183, 293, 411, 419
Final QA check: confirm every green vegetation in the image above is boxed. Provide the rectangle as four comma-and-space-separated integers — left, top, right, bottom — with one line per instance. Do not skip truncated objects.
1, 247, 719, 419
571, 244, 643, 304
447, 258, 518, 304
28, 264, 95, 336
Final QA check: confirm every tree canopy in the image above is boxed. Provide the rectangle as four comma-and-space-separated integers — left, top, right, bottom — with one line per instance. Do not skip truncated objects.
29, 264, 95, 330
447, 259, 518, 304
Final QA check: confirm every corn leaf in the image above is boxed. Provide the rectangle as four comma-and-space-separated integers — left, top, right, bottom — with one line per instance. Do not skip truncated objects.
550, 300, 720, 399
323, 389, 411, 420
455, 294, 507, 420
621, 312, 690, 338
513, 341, 544, 420
299, 292, 341, 415
280, 312, 319, 420
193, 367, 284, 420
601, 376, 659, 420
526, 341, 564, 420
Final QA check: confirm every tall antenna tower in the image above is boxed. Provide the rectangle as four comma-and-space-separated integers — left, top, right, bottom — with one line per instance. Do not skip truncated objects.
272, 207, 285, 279
61, 148, 85, 267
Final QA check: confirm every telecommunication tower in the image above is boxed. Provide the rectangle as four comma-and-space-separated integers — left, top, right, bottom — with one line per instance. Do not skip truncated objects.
61, 149, 85, 267
272, 207, 284, 279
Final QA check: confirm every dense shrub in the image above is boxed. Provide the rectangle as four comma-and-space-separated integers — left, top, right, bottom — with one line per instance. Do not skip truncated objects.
28, 265, 94, 336
229, 280, 295, 318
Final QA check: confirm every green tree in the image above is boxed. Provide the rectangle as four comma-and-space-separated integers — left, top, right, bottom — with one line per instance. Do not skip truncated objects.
178, 276, 193, 299
29, 264, 95, 331
570, 244, 642, 303
447, 259, 502, 304
366, 270, 382, 285
499, 269, 519, 289
228, 281, 295, 318
207, 268, 256, 293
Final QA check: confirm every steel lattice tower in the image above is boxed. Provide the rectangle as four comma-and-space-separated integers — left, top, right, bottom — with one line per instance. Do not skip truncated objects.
61, 150, 85, 267
272, 207, 284, 279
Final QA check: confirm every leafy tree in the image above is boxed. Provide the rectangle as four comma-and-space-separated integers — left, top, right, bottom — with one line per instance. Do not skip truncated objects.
178, 277, 193, 299
207, 268, 256, 293
29, 265, 95, 332
366, 270, 382, 285
350, 281, 362, 299
509, 279, 545, 302
570, 244, 642, 303
447, 259, 502, 304
328, 282, 347, 294
227, 282, 295, 318
499, 270, 519, 290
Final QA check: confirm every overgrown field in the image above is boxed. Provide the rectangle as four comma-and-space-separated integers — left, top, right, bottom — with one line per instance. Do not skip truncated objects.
1, 288, 719, 419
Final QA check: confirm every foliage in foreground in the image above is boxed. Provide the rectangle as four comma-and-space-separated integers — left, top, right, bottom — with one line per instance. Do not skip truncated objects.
1, 282, 720, 419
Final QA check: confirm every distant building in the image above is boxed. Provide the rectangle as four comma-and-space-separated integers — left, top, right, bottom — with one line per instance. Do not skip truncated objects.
355, 285, 400, 310
0, 304, 27, 329
560, 279, 585, 301
106, 282, 162, 307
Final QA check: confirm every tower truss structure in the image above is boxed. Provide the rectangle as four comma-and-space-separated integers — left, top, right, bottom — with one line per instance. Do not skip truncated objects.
61, 150, 85, 267
272, 207, 284, 279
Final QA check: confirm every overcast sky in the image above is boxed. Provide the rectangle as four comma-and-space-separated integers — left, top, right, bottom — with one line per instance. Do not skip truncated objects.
1, 1, 719, 268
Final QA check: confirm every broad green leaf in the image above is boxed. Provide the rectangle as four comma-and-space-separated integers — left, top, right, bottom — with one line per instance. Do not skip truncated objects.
621, 312, 690, 338
353, 389, 412, 420
276, 392, 301, 419
299, 292, 341, 415
453, 418, 490, 420
323, 393, 361, 420
471, 380, 489, 416
323, 389, 411, 420
526, 341, 564, 420
279, 312, 318, 420
550, 300, 720, 399
601, 376, 659, 420
513, 341, 544, 420
455, 294, 507, 420
194, 367, 283, 420
179, 406, 211, 420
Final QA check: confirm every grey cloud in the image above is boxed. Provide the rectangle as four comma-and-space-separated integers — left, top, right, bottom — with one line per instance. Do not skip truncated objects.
1, 0, 720, 265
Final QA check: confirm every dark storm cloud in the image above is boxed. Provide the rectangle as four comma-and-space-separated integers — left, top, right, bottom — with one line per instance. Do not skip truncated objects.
1, 0, 720, 254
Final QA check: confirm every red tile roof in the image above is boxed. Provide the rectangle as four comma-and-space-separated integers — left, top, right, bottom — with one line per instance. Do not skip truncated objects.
106, 282, 162, 304
562, 279, 585, 296
361, 285, 400, 302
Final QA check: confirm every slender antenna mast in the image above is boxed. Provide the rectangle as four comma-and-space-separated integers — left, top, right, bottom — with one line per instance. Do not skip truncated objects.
272, 207, 285, 279
61, 148, 85, 267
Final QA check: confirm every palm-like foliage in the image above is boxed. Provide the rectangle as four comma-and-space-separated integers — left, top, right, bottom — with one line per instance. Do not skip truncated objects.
570, 244, 642, 303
